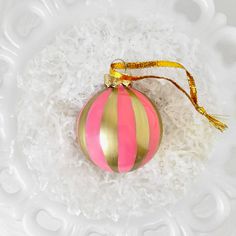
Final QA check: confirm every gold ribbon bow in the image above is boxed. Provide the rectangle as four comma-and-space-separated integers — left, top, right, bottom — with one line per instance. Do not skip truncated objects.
104, 60, 227, 132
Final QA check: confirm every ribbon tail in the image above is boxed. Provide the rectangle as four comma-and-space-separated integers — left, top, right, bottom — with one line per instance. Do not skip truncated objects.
204, 114, 228, 132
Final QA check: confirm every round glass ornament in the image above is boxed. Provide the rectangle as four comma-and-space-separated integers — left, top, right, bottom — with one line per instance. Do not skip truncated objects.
76, 85, 162, 173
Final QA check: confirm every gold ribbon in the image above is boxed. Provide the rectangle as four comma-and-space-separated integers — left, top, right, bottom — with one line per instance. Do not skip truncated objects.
105, 60, 227, 132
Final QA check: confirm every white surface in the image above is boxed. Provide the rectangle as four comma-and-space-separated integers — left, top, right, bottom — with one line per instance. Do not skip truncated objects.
0, 0, 236, 235
214, 0, 236, 26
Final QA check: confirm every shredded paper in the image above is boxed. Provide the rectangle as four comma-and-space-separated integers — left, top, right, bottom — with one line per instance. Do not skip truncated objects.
17, 15, 217, 221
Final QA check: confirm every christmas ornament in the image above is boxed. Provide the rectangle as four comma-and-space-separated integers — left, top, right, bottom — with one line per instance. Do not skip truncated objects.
76, 60, 227, 173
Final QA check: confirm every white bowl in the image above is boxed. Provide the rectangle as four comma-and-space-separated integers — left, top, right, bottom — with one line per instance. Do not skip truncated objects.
0, 0, 236, 235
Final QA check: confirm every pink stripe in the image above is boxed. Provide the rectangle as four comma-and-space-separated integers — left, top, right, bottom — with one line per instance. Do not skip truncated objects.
85, 89, 113, 172
117, 86, 137, 173
131, 89, 161, 166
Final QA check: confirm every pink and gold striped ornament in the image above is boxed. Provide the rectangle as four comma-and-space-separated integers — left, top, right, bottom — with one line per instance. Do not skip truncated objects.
76, 60, 227, 173
77, 85, 162, 173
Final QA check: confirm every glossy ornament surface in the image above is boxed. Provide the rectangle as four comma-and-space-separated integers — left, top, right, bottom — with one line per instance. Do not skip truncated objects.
77, 85, 162, 173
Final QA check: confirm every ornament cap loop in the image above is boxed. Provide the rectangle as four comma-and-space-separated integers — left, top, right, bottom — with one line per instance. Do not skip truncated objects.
104, 74, 132, 88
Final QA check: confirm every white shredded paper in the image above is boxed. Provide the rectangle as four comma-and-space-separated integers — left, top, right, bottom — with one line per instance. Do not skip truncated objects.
17, 15, 217, 221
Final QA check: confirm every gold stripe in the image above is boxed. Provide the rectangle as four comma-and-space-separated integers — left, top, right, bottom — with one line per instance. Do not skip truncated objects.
138, 90, 163, 146
100, 88, 119, 172
126, 88, 150, 171
77, 90, 105, 159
